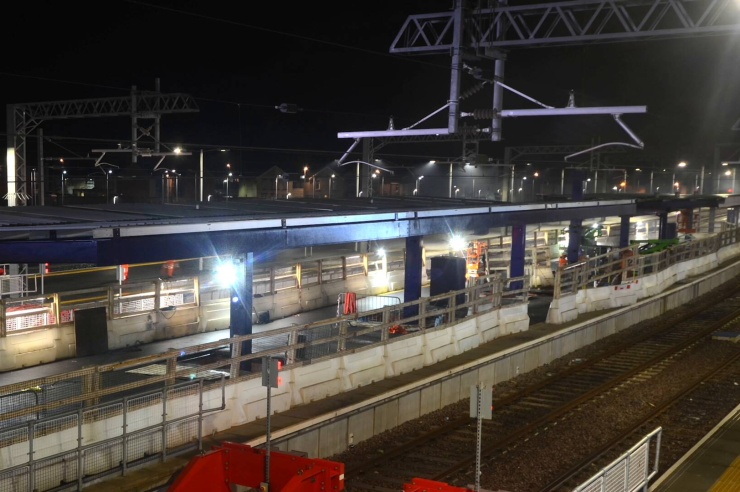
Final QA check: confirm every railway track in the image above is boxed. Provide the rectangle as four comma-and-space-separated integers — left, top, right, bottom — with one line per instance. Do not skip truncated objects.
339, 281, 740, 491
538, 351, 740, 491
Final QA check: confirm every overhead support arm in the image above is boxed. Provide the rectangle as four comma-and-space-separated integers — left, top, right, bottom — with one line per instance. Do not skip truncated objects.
498, 106, 646, 117
338, 138, 361, 165
565, 113, 645, 161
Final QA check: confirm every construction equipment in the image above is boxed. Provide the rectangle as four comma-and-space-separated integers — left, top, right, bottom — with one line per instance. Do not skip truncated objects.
465, 240, 488, 279
167, 441, 345, 492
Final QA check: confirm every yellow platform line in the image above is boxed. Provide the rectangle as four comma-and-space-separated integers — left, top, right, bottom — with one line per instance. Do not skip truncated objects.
709, 454, 740, 491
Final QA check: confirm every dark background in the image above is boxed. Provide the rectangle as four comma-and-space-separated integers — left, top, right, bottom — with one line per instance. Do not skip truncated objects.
3, 1, 740, 180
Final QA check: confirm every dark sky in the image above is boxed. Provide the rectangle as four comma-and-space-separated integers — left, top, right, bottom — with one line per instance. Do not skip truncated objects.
4, 1, 740, 179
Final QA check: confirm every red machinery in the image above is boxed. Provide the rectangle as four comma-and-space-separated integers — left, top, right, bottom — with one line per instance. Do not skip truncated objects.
404, 477, 471, 492
168, 442, 345, 492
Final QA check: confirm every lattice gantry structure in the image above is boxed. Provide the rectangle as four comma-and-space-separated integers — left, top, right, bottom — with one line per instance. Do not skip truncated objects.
5, 81, 198, 206
338, 0, 740, 174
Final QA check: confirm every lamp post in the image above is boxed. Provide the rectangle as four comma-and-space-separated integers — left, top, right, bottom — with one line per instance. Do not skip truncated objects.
61, 170, 67, 205
521, 176, 527, 199
415, 175, 424, 195
106, 169, 112, 203
275, 175, 279, 200
724, 169, 734, 193
329, 174, 334, 198
224, 172, 233, 200
723, 161, 740, 193
198, 148, 230, 202
674, 161, 687, 196
448, 162, 454, 198
336, 160, 394, 197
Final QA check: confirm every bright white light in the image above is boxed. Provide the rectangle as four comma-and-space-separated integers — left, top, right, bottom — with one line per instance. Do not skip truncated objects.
216, 261, 237, 287
449, 234, 467, 251
377, 248, 386, 257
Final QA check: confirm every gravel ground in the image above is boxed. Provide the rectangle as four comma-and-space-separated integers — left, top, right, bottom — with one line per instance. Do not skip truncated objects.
331, 316, 740, 492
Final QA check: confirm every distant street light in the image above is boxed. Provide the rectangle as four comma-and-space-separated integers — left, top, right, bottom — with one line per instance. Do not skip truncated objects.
329, 174, 335, 198
674, 161, 687, 195
225, 172, 233, 200
416, 175, 424, 195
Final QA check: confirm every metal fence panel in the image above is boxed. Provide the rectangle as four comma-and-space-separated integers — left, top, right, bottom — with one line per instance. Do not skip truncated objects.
33, 451, 78, 492
126, 393, 163, 434
82, 403, 124, 446
84, 439, 123, 477
574, 428, 661, 492
0, 466, 30, 492
627, 442, 649, 491
33, 414, 79, 459
166, 384, 200, 420
603, 460, 627, 492
0, 426, 30, 468
126, 428, 163, 464
164, 416, 199, 454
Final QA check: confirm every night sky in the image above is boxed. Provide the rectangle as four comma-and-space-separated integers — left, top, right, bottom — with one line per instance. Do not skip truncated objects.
4, 1, 740, 181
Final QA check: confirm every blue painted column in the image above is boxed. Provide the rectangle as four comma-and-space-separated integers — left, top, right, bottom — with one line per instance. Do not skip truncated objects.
619, 215, 631, 248
567, 220, 583, 263
658, 212, 669, 239
403, 236, 423, 321
230, 252, 253, 371
510, 224, 526, 290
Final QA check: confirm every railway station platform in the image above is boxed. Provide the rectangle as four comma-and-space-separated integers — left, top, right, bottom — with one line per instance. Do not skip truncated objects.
80, 294, 568, 492
80, 286, 740, 492
650, 404, 740, 492
3, 212, 740, 492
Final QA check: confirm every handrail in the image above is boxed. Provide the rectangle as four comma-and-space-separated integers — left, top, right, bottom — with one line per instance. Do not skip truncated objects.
554, 225, 739, 299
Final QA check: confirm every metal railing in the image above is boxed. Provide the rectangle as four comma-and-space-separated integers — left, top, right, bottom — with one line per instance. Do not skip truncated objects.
0, 274, 526, 491
574, 427, 662, 492
554, 224, 740, 298
0, 274, 526, 423
0, 378, 225, 492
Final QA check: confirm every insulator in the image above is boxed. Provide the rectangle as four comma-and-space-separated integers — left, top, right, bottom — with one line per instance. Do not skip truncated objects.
470, 108, 497, 120
460, 82, 486, 100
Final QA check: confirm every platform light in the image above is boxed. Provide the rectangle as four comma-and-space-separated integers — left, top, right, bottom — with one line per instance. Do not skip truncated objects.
449, 234, 467, 252
215, 260, 237, 287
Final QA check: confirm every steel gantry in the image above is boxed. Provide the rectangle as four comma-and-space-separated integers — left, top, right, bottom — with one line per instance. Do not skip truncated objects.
338, 0, 740, 177
5, 79, 199, 206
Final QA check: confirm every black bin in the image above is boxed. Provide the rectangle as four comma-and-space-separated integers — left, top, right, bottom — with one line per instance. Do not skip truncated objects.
429, 256, 467, 319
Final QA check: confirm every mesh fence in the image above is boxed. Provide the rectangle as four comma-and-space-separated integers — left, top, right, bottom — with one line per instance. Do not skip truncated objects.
0, 379, 210, 492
